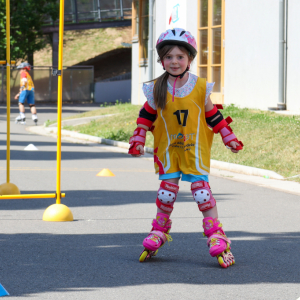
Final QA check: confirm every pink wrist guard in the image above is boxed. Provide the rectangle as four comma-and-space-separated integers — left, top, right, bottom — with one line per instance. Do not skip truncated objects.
205, 105, 243, 150
219, 117, 243, 150
128, 127, 147, 155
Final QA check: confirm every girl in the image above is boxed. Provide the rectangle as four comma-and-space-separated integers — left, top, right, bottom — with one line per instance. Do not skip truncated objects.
129, 28, 243, 268
15, 62, 38, 125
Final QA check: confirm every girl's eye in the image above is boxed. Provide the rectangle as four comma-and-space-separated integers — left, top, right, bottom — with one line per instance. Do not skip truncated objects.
178, 56, 183, 59
166, 56, 171, 59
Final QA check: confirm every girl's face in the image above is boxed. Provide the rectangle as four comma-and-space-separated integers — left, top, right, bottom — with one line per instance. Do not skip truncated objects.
163, 46, 189, 76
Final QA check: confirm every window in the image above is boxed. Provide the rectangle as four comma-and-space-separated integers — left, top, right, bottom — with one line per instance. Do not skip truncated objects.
198, 0, 224, 103
132, 0, 139, 39
139, 0, 149, 65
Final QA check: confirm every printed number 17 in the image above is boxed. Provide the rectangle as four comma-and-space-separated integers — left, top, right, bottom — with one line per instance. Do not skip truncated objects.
173, 110, 189, 127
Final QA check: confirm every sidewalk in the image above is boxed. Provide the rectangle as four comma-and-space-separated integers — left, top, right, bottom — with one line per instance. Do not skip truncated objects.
28, 124, 300, 197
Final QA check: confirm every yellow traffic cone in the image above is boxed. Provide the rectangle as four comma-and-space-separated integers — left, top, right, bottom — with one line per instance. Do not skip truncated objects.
96, 168, 115, 177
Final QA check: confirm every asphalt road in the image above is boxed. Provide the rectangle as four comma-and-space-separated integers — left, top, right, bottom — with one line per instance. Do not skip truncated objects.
0, 104, 299, 300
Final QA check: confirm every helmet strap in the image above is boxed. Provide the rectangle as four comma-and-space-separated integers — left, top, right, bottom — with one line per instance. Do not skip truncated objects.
166, 65, 189, 79
166, 66, 190, 102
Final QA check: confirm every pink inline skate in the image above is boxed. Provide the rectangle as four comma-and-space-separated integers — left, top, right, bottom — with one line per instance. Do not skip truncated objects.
139, 213, 172, 262
203, 217, 235, 268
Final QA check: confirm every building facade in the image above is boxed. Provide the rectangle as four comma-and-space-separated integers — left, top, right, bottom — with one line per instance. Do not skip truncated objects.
131, 0, 299, 112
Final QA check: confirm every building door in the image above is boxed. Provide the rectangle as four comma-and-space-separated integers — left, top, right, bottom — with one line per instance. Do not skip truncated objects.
198, 0, 225, 104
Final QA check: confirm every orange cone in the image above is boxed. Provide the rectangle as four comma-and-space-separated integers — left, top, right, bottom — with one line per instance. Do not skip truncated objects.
96, 168, 115, 177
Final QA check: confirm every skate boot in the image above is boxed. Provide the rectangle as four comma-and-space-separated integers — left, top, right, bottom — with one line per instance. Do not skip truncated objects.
139, 212, 172, 262
32, 114, 38, 125
15, 115, 26, 125
203, 217, 235, 268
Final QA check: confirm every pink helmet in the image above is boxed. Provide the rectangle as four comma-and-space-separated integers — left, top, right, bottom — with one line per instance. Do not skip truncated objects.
156, 28, 197, 56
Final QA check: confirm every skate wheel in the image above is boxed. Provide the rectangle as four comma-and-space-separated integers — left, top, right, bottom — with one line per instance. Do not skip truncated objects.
139, 250, 148, 262
217, 255, 228, 268
217, 251, 235, 268
152, 249, 159, 256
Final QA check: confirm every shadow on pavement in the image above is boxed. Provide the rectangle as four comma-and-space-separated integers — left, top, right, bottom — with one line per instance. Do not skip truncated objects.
0, 149, 129, 161
0, 190, 234, 211
0, 230, 299, 296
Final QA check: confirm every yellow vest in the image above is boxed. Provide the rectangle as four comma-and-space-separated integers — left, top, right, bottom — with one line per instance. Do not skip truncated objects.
152, 77, 213, 176
20, 71, 34, 91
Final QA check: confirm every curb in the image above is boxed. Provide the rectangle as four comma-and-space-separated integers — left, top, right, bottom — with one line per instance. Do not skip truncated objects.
48, 114, 117, 128
44, 126, 284, 180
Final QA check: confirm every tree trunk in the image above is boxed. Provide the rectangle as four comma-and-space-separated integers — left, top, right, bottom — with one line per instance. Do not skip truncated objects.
27, 52, 34, 66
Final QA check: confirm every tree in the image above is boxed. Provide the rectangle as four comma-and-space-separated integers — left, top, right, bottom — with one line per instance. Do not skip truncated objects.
0, 0, 59, 63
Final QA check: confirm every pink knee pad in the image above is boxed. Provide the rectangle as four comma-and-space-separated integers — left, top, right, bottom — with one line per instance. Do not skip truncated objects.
191, 181, 216, 211
156, 181, 179, 213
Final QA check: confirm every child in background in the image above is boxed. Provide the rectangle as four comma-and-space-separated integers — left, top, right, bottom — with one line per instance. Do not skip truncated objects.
15, 62, 38, 125
128, 28, 243, 268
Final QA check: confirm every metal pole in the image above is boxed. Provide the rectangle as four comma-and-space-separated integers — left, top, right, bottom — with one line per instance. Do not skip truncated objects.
70, 69, 73, 100
97, 0, 101, 22
56, 0, 65, 204
278, 0, 286, 110
48, 67, 51, 101
284, 0, 288, 109
1, 67, 3, 102
6, 0, 11, 183
148, 0, 154, 80
120, 0, 123, 20
74, 0, 78, 23
0, 193, 65, 200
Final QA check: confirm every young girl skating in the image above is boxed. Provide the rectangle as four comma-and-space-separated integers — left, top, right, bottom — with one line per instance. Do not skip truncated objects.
128, 28, 243, 268
15, 62, 38, 125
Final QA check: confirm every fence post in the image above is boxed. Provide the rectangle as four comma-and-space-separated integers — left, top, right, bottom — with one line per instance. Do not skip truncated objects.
97, 0, 101, 22
70, 69, 73, 101
120, 0, 124, 20
92, 66, 94, 102
1, 67, 3, 102
74, 0, 78, 23
49, 67, 52, 101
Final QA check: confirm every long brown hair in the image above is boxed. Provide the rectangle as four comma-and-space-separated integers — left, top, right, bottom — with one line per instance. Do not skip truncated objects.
151, 45, 195, 110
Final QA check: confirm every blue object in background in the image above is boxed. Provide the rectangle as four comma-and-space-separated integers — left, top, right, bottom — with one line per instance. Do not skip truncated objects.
0, 284, 9, 296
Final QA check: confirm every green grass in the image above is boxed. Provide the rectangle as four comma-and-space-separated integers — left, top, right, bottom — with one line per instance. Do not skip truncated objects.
62, 103, 154, 147
61, 103, 300, 182
34, 27, 132, 66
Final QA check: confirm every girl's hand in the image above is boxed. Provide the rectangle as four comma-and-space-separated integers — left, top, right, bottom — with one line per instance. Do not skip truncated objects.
14, 93, 19, 100
229, 141, 241, 153
131, 144, 145, 157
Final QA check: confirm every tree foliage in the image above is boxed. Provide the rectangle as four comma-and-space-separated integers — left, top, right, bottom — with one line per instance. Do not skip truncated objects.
0, 0, 59, 62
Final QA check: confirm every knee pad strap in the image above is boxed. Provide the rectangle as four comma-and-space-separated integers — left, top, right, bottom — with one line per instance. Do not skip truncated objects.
191, 181, 216, 212
156, 181, 179, 213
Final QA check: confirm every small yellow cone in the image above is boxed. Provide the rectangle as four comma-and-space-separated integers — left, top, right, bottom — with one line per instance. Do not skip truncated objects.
96, 168, 115, 177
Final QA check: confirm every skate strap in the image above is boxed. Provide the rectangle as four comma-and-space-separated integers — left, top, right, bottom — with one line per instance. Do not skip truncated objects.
150, 230, 172, 244
207, 233, 231, 246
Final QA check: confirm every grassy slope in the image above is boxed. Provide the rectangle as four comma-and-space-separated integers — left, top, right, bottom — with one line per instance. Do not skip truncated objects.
61, 103, 300, 182
34, 27, 132, 66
